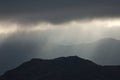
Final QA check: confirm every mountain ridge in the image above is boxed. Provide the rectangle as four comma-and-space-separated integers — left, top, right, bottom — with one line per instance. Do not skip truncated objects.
0, 56, 120, 80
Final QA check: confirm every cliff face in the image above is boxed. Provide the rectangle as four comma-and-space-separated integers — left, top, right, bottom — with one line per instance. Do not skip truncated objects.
0, 56, 120, 80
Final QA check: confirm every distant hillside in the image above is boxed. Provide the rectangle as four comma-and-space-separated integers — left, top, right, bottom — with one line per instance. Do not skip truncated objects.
40, 38, 120, 65
0, 56, 120, 80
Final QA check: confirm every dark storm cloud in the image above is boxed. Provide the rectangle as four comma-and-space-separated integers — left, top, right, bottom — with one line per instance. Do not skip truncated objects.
0, 0, 120, 24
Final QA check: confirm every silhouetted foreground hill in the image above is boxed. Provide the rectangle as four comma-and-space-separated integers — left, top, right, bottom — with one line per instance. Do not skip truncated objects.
0, 56, 120, 80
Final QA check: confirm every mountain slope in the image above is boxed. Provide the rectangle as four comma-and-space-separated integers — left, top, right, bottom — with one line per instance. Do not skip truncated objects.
0, 56, 120, 80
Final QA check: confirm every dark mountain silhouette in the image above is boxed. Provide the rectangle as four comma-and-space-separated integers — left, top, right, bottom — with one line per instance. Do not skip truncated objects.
0, 38, 120, 75
0, 56, 120, 80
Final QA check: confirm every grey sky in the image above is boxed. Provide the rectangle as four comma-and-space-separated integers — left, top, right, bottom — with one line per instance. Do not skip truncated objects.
0, 0, 120, 23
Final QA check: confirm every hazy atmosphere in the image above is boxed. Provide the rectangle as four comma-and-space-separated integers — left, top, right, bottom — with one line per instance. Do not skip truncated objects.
0, 0, 120, 75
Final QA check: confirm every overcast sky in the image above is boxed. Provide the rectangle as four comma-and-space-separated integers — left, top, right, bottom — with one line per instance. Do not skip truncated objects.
0, 0, 120, 38
0, 0, 120, 75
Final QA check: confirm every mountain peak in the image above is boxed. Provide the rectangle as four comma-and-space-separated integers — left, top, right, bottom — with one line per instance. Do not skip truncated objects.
98, 38, 119, 43
55, 56, 80, 60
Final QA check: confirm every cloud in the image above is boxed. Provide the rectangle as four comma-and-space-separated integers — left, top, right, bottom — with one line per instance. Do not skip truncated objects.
0, 0, 120, 24
1, 18, 120, 43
